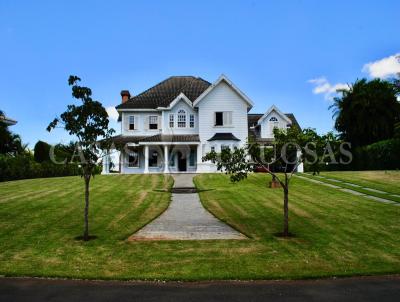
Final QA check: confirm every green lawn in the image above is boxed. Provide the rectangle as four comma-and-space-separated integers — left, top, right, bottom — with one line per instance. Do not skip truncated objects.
317, 171, 400, 195
1, 173, 400, 281
302, 171, 400, 203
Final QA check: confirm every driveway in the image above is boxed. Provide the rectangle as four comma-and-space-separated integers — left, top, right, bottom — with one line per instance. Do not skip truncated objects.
1, 276, 400, 302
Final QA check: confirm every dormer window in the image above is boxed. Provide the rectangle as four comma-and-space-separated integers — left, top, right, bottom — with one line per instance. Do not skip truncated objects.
177, 109, 186, 128
269, 117, 278, 122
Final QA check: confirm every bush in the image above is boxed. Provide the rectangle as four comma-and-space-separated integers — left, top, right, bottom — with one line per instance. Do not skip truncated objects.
0, 153, 101, 182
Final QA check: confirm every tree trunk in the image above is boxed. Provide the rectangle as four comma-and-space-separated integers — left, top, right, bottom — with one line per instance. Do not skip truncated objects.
83, 174, 90, 241
283, 174, 289, 236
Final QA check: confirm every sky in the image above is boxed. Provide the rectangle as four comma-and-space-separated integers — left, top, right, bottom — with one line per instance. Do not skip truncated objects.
1, 0, 399, 147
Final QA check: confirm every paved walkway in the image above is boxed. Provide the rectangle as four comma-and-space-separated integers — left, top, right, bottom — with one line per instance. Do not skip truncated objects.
296, 175, 400, 206
130, 174, 245, 240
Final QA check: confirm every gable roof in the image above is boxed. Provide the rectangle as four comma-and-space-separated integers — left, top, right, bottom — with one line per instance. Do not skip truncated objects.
257, 105, 292, 125
116, 76, 211, 110
193, 74, 254, 109
247, 112, 301, 131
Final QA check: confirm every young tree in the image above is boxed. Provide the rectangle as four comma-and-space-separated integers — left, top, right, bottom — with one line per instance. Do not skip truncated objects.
204, 127, 307, 237
47, 76, 114, 241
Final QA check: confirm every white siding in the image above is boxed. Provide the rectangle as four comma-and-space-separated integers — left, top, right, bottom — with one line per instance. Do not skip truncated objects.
259, 110, 290, 139
196, 81, 249, 172
121, 111, 162, 136
161, 99, 198, 135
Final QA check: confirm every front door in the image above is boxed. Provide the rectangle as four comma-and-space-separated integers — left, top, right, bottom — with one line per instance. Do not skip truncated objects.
177, 152, 187, 172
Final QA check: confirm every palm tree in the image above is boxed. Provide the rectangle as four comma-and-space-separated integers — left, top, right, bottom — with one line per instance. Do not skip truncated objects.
330, 78, 400, 147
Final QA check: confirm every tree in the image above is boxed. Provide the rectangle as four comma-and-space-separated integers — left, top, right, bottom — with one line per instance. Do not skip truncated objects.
204, 127, 308, 237
330, 78, 400, 147
47, 76, 114, 241
33, 140, 51, 163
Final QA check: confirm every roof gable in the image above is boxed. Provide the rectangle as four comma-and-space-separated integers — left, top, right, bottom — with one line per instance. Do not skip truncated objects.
192, 74, 254, 109
257, 105, 292, 125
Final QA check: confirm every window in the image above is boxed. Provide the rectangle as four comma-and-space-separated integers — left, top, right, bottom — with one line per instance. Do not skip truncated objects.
189, 149, 195, 166
215, 112, 223, 126
214, 111, 232, 126
189, 114, 195, 128
177, 109, 186, 128
210, 146, 215, 152
128, 116, 135, 130
269, 117, 278, 122
221, 144, 230, 151
169, 114, 174, 128
149, 116, 158, 130
128, 149, 139, 167
286, 124, 291, 129
149, 150, 158, 167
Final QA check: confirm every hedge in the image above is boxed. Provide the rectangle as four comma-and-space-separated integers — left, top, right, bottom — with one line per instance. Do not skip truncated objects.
0, 154, 101, 182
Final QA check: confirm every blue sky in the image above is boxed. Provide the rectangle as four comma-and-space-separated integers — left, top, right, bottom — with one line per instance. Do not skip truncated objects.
1, 0, 399, 147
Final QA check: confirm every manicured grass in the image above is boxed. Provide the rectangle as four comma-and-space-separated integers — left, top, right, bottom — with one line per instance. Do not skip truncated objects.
302, 171, 400, 203
318, 171, 400, 195
1, 173, 400, 281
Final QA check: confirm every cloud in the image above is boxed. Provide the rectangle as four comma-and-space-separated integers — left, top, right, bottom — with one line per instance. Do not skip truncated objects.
106, 106, 119, 121
362, 53, 400, 78
308, 77, 349, 100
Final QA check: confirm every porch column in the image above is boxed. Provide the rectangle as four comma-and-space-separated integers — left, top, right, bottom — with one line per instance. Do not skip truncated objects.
144, 145, 149, 173
101, 152, 109, 175
163, 145, 169, 173
196, 144, 202, 173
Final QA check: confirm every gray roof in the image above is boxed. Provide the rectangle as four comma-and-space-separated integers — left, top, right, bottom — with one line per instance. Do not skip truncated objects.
116, 76, 211, 110
109, 134, 199, 145
207, 133, 240, 141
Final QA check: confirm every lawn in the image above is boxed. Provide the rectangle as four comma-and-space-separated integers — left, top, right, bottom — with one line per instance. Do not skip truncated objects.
1, 173, 400, 281
315, 171, 400, 195
302, 171, 400, 203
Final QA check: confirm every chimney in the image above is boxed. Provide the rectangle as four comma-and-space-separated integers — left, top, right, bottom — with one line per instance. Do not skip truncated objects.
120, 90, 131, 103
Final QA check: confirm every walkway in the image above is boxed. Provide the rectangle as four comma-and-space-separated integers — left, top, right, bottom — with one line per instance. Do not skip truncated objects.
130, 174, 245, 240
296, 175, 400, 206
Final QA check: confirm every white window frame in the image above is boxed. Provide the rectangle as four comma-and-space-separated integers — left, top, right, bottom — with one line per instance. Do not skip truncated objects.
214, 111, 232, 127
221, 144, 230, 151
169, 113, 174, 128
177, 109, 186, 128
127, 149, 139, 168
128, 115, 135, 130
149, 115, 158, 130
189, 114, 195, 128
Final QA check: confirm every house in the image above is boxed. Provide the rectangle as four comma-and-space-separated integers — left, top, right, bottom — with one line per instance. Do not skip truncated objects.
102, 75, 302, 174
0, 113, 17, 126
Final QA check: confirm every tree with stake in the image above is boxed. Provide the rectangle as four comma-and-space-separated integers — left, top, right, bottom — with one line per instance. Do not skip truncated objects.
47, 76, 115, 241
203, 127, 316, 237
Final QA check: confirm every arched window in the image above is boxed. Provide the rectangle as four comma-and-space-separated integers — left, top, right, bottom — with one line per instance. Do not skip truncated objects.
177, 109, 186, 128
269, 117, 278, 122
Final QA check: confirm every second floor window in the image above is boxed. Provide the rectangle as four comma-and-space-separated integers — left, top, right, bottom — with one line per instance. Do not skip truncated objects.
169, 114, 174, 128
128, 116, 135, 130
214, 111, 232, 126
149, 116, 158, 130
177, 110, 186, 128
189, 114, 195, 128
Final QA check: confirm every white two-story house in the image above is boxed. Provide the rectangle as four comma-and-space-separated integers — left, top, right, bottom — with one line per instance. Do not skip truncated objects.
102, 74, 301, 174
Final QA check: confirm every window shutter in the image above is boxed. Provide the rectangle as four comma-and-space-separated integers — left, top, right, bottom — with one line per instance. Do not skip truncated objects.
144, 116, 149, 130
213, 112, 216, 126
223, 112, 232, 126
228, 112, 232, 125
135, 115, 139, 130
158, 116, 161, 129
125, 115, 129, 130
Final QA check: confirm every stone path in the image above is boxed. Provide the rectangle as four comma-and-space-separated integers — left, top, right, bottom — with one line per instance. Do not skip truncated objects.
130, 174, 246, 240
296, 175, 399, 206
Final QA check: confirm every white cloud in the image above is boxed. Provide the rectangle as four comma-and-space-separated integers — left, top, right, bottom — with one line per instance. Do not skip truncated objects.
308, 77, 349, 100
362, 53, 400, 78
106, 106, 119, 121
